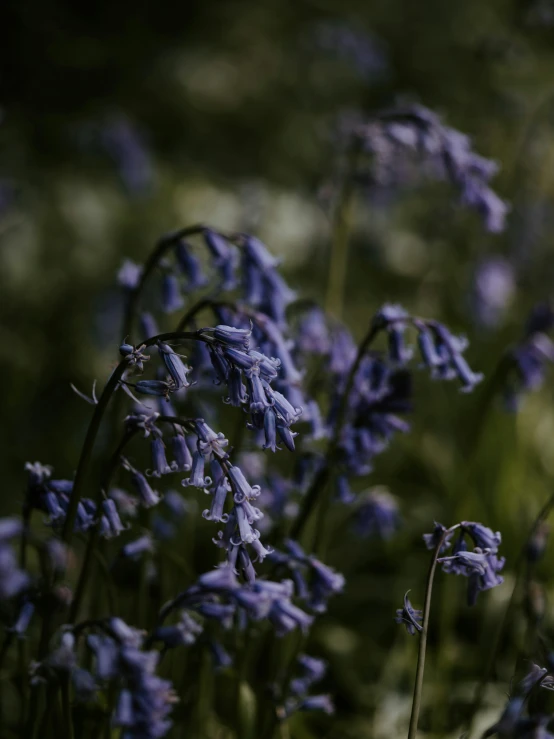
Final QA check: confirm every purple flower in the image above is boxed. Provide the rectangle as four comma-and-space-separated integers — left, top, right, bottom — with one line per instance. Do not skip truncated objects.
118, 259, 142, 289
100, 499, 127, 538
395, 592, 423, 635
130, 471, 162, 508
175, 240, 208, 289
354, 488, 400, 539
157, 342, 192, 389
423, 522, 453, 552
161, 274, 184, 313
149, 438, 172, 477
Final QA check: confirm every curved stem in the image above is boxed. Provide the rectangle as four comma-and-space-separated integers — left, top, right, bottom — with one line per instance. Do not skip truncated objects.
408, 529, 450, 739
289, 322, 379, 542
62, 330, 202, 545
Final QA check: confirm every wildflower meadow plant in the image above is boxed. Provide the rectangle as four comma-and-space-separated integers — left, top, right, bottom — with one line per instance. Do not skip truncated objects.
3, 104, 554, 739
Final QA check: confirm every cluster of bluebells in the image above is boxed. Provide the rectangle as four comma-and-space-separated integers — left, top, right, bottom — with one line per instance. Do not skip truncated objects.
25, 460, 128, 539
347, 103, 509, 232
158, 565, 314, 640
35, 619, 178, 738
281, 654, 334, 718
319, 303, 482, 485
503, 301, 554, 410
269, 539, 345, 614
426, 521, 505, 607
396, 521, 505, 638
4, 220, 520, 739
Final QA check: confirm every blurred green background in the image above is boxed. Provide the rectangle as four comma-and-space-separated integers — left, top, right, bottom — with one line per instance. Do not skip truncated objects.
3, 0, 554, 735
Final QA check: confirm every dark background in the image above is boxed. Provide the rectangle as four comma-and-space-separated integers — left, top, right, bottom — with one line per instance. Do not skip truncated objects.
3, 1, 554, 735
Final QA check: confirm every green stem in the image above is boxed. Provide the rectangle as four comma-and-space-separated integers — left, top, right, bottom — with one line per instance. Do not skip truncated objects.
407, 529, 451, 739
465, 487, 554, 733
62, 330, 202, 546
61, 673, 74, 739
289, 323, 379, 542
325, 139, 360, 320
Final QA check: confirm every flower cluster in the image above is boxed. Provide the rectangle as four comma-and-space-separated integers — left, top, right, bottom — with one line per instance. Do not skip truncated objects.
160, 565, 314, 640
351, 104, 509, 232
430, 521, 505, 606
504, 302, 554, 410
282, 654, 334, 718
269, 539, 345, 613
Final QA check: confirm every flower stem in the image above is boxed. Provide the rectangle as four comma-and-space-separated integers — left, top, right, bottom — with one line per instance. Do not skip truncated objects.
289, 322, 379, 542
325, 138, 360, 320
407, 530, 450, 739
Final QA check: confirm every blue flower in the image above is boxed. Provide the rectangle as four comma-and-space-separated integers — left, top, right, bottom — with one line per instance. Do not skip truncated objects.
175, 240, 208, 289
161, 273, 184, 313
395, 592, 423, 635
157, 342, 192, 389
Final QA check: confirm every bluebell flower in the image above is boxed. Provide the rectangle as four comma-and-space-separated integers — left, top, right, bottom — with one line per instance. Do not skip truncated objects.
213, 325, 252, 351
175, 240, 208, 289
109, 488, 139, 519
426, 322, 484, 392
395, 593, 423, 635
354, 488, 400, 539
130, 471, 162, 508
196, 602, 235, 628
153, 611, 203, 647
262, 270, 297, 328
157, 341, 192, 389
242, 234, 281, 272
140, 312, 159, 340
127, 379, 176, 400
361, 104, 509, 232
209, 640, 233, 670
296, 307, 331, 355
464, 522, 501, 552
373, 304, 413, 364
423, 522, 453, 552
163, 491, 188, 518
288, 694, 334, 716
290, 654, 327, 696
120, 342, 150, 372
71, 667, 97, 703
182, 451, 212, 490
87, 633, 119, 680
170, 432, 193, 472
10, 600, 35, 637
118, 259, 142, 289
161, 273, 184, 313
100, 498, 127, 538
269, 599, 314, 636
148, 438, 172, 477
194, 419, 229, 459
203, 229, 238, 289
121, 534, 155, 559
100, 116, 153, 194
202, 476, 230, 523
466, 552, 505, 606
335, 475, 355, 504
